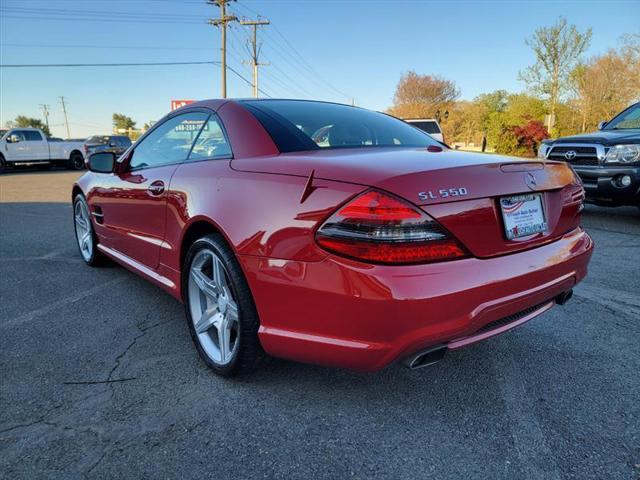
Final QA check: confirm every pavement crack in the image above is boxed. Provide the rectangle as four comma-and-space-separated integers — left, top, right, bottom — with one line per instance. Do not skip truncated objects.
0, 404, 62, 434
63, 377, 136, 385
106, 319, 173, 382
84, 450, 109, 478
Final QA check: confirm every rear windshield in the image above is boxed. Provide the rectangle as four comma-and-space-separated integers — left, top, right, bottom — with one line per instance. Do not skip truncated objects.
241, 100, 438, 153
407, 121, 441, 134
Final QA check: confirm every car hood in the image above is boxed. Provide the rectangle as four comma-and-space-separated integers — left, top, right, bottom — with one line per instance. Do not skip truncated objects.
232, 147, 574, 206
549, 129, 640, 146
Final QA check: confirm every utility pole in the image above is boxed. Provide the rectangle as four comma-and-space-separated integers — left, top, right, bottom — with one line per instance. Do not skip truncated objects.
39, 104, 50, 134
240, 18, 270, 98
59, 96, 70, 138
207, 0, 237, 99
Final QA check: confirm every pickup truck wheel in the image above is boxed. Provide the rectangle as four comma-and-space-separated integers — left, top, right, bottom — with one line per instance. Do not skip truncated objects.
73, 194, 107, 266
0, 154, 8, 174
68, 152, 85, 170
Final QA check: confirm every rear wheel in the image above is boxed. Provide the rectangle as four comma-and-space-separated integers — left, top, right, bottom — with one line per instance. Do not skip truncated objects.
68, 152, 85, 170
183, 234, 265, 376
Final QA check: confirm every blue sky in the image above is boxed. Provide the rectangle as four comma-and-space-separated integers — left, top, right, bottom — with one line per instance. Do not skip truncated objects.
1, 0, 639, 138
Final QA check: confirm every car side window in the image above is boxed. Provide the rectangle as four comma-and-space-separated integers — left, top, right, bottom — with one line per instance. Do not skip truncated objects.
188, 115, 232, 161
129, 112, 208, 170
23, 131, 44, 141
11, 131, 27, 142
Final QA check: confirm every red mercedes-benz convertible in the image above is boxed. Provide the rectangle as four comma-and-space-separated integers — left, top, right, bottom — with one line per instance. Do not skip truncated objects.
73, 99, 593, 376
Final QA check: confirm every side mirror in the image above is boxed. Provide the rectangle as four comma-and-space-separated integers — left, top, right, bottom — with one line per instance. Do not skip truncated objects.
88, 152, 115, 173
7, 134, 20, 143
597, 121, 607, 130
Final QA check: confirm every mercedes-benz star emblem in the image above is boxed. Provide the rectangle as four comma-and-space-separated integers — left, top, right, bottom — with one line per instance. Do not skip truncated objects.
564, 150, 577, 160
525, 172, 537, 190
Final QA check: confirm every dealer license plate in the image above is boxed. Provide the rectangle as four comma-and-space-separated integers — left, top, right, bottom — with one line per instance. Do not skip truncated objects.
500, 194, 548, 240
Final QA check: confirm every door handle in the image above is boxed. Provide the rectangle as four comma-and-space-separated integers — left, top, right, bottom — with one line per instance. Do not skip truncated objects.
147, 180, 165, 196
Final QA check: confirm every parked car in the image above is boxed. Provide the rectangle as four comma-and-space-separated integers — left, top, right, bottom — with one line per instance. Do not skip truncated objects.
405, 118, 445, 143
73, 99, 593, 377
0, 128, 86, 172
83, 135, 132, 159
539, 102, 640, 209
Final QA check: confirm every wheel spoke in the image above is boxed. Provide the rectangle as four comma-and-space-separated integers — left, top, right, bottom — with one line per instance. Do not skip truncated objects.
194, 308, 219, 334
226, 299, 239, 322
217, 315, 233, 362
191, 268, 218, 300
81, 232, 91, 250
75, 215, 87, 230
212, 256, 226, 290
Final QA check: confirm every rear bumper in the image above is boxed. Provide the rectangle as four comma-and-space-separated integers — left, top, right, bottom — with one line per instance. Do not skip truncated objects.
574, 165, 640, 206
240, 227, 594, 372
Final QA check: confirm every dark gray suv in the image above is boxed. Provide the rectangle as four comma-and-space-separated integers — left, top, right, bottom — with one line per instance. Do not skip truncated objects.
83, 135, 132, 159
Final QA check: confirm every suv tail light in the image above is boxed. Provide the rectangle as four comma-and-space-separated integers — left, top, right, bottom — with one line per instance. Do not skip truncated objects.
315, 189, 467, 264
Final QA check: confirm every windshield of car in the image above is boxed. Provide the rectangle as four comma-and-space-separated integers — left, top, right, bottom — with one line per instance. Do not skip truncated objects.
86, 136, 111, 145
407, 120, 441, 134
604, 104, 640, 130
242, 100, 439, 153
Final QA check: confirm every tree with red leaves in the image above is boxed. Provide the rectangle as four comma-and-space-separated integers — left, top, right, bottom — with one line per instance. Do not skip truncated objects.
511, 120, 550, 157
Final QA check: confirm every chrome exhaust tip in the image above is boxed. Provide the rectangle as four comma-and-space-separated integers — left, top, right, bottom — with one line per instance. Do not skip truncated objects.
555, 289, 574, 306
402, 345, 447, 370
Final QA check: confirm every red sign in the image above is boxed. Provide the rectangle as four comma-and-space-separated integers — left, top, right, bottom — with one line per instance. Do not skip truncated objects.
171, 99, 195, 111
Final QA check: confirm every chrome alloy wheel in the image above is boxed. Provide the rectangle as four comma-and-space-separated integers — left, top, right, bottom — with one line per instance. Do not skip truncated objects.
74, 200, 93, 262
187, 249, 240, 365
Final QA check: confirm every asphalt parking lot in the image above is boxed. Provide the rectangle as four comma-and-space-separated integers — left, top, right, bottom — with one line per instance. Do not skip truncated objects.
1, 169, 639, 480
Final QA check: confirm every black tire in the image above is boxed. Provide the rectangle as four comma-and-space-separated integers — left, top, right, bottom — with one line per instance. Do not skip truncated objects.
68, 151, 85, 170
0, 154, 8, 174
183, 234, 266, 376
72, 194, 107, 267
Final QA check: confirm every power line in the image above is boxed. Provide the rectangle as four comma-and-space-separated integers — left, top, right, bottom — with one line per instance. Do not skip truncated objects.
0, 15, 205, 24
0, 60, 260, 94
1, 43, 214, 51
0, 61, 219, 68
0, 6, 204, 19
231, 2, 352, 101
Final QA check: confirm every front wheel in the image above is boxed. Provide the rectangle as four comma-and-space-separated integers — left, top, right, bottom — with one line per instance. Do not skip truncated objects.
68, 152, 85, 170
183, 234, 265, 376
73, 195, 106, 266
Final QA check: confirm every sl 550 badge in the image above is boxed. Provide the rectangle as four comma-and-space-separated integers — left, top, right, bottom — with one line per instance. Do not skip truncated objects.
418, 187, 468, 201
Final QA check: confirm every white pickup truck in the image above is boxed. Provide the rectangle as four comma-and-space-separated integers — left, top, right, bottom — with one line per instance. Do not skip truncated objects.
0, 127, 86, 173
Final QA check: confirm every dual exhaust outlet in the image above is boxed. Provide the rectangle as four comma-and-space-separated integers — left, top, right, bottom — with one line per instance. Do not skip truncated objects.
402, 289, 574, 370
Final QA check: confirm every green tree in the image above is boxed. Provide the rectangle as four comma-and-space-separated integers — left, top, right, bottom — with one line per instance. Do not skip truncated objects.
476, 90, 509, 114
519, 17, 591, 131
112, 113, 136, 132
13, 116, 51, 137
482, 94, 547, 153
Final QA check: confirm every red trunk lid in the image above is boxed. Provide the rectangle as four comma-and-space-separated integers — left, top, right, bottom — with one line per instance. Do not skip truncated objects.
232, 148, 584, 258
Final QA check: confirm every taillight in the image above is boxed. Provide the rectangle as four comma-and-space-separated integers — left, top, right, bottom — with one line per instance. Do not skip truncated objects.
315, 189, 467, 264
